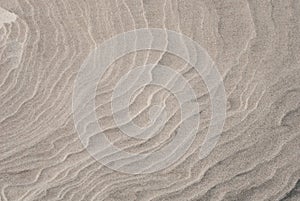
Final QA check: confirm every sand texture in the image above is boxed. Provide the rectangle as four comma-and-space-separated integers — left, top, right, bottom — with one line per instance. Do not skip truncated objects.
0, 0, 300, 200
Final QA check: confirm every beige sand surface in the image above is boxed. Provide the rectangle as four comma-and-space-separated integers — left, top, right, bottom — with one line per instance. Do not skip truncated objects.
0, 0, 300, 200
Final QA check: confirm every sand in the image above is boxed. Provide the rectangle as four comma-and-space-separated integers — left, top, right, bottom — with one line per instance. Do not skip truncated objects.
0, 0, 300, 200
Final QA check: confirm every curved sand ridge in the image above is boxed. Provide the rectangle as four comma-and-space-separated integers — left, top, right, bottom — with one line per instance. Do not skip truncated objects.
0, 0, 300, 201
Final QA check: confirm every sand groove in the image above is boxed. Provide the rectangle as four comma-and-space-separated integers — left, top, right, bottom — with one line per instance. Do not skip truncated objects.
0, 0, 300, 200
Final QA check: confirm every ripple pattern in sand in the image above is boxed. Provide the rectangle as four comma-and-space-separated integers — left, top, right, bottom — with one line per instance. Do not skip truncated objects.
0, 0, 300, 201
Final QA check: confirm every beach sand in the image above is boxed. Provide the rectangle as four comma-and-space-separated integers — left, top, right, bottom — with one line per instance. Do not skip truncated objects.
0, 0, 300, 200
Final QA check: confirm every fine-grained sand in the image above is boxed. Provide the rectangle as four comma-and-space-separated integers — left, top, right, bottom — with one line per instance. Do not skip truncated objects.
0, 0, 300, 200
